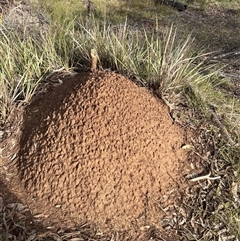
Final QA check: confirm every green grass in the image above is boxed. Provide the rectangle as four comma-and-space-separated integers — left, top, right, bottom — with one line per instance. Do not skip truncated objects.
1, 0, 240, 240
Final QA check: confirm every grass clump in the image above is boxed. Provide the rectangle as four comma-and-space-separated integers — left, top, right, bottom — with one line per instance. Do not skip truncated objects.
0, 21, 76, 125
73, 20, 208, 96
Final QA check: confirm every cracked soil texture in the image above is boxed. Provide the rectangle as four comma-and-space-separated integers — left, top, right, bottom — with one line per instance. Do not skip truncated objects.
14, 71, 190, 231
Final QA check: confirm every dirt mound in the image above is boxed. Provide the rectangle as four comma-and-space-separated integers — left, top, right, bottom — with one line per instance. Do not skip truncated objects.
15, 71, 190, 231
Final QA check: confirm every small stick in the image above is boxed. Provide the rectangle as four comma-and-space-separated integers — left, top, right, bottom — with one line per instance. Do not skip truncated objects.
210, 109, 236, 146
189, 172, 221, 182
90, 49, 98, 73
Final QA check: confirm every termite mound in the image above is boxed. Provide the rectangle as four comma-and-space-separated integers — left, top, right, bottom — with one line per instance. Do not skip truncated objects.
16, 71, 190, 231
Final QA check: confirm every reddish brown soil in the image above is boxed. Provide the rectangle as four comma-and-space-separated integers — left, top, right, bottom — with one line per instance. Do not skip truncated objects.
4, 71, 191, 232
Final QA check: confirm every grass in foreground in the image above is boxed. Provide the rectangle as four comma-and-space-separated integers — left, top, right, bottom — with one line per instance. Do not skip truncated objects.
0, 1, 240, 240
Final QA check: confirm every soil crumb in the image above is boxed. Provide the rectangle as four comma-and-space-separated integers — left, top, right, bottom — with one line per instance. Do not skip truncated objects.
12, 71, 189, 231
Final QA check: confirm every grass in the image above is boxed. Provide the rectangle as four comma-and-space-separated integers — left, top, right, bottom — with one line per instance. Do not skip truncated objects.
35, 0, 174, 24
33, 0, 240, 25
0, 16, 222, 125
0, 24, 71, 125
0, 0, 240, 240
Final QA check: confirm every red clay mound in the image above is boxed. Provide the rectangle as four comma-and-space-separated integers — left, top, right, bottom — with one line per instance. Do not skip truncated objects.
16, 71, 190, 231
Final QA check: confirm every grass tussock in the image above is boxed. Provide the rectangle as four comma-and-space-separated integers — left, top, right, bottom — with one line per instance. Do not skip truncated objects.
0, 24, 72, 125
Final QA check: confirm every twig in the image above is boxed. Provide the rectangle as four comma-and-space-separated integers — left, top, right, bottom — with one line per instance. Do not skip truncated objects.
189, 172, 221, 182
219, 72, 240, 80
210, 107, 236, 146
90, 49, 98, 72
213, 49, 240, 59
